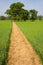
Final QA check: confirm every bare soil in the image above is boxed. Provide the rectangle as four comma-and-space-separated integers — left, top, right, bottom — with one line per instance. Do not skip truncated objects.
7, 22, 42, 65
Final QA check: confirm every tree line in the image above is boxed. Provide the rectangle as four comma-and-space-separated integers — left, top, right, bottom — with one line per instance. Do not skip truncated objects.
0, 2, 43, 21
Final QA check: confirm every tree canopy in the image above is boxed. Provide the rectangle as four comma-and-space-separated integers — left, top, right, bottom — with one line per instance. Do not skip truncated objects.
29, 9, 38, 20
5, 2, 39, 21
5, 2, 29, 20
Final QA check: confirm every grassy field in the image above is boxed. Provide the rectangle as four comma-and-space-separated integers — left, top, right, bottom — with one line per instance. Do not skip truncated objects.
0, 20, 43, 64
16, 20, 43, 62
0, 20, 12, 65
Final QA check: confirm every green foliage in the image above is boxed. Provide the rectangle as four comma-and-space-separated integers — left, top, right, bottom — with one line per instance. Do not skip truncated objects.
5, 2, 39, 21
0, 20, 12, 65
30, 9, 38, 20
38, 15, 43, 20
16, 20, 43, 63
5, 9, 11, 15
10, 2, 24, 9
5, 2, 29, 20
0, 16, 6, 20
20, 9, 29, 20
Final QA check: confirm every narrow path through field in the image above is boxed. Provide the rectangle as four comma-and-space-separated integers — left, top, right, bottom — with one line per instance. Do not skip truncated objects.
7, 22, 42, 65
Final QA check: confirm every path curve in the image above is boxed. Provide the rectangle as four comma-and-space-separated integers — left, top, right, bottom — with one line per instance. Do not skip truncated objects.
7, 22, 42, 65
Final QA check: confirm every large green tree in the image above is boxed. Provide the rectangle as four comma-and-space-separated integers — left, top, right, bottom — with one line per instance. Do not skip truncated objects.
30, 9, 38, 20
5, 2, 29, 20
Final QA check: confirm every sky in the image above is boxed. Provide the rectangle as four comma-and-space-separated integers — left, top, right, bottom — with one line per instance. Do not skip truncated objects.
0, 0, 43, 16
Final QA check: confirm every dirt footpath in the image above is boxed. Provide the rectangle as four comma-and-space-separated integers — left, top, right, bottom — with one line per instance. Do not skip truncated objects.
7, 22, 42, 65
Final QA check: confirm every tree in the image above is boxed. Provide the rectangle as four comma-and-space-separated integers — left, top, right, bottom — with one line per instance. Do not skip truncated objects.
20, 9, 29, 20
5, 2, 29, 20
0, 16, 6, 20
38, 15, 43, 20
30, 9, 38, 21
5, 2, 23, 20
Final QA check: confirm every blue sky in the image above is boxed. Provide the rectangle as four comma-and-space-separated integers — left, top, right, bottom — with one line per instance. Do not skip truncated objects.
0, 0, 43, 16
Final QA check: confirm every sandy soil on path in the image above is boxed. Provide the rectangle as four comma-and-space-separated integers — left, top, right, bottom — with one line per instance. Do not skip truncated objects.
7, 22, 42, 65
